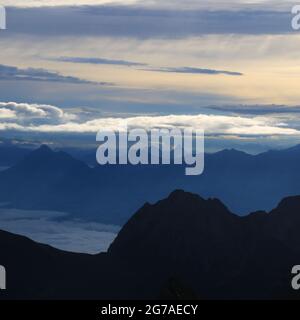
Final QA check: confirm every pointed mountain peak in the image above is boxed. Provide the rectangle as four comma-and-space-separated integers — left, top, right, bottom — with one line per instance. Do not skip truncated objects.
26, 144, 62, 162
19, 145, 59, 162
11, 144, 89, 172
35, 144, 53, 154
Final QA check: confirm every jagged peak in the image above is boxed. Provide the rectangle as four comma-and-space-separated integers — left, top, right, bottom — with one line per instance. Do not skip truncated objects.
35, 144, 53, 153
215, 148, 250, 157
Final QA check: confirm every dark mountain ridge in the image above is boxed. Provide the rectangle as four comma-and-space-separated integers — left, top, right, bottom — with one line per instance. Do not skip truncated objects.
1, 190, 300, 299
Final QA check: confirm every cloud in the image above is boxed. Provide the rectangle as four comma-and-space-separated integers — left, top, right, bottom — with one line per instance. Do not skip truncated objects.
0, 102, 76, 125
5, 5, 293, 39
146, 66, 243, 76
51, 56, 243, 76
0, 207, 120, 254
0, 64, 113, 86
53, 56, 148, 67
0, 101, 299, 137
208, 105, 300, 115
0, 108, 16, 118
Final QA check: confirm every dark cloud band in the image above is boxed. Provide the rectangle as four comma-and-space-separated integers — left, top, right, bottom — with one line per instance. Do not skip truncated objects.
0, 64, 114, 86
49, 56, 243, 76
5, 6, 293, 39
53, 56, 148, 67
146, 66, 243, 76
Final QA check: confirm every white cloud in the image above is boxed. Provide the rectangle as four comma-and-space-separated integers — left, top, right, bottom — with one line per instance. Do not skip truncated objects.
0, 102, 77, 124
0, 207, 120, 254
0, 101, 299, 137
0, 107, 15, 118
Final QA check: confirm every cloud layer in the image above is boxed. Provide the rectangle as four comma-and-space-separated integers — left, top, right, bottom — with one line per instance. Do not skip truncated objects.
147, 66, 243, 76
0, 64, 112, 85
5, 5, 292, 39
0, 207, 120, 254
54, 56, 148, 67
53, 56, 243, 76
1, 101, 299, 137
208, 105, 300, 115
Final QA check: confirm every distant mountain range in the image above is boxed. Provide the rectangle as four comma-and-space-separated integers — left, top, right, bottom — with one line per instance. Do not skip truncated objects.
1, 144, 300, 224
1, 190, 300, 299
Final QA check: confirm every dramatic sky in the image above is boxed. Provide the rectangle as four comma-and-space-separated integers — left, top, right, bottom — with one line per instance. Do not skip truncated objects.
0, 0, 300, 152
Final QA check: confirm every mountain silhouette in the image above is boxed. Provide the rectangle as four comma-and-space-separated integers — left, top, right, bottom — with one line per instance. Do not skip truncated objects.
1, 190, 300, 299
0, 145, 97, 215
1, 144, 300, 224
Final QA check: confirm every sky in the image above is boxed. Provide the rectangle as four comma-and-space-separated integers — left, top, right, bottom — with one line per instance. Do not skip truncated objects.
0, 0, 300, 152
